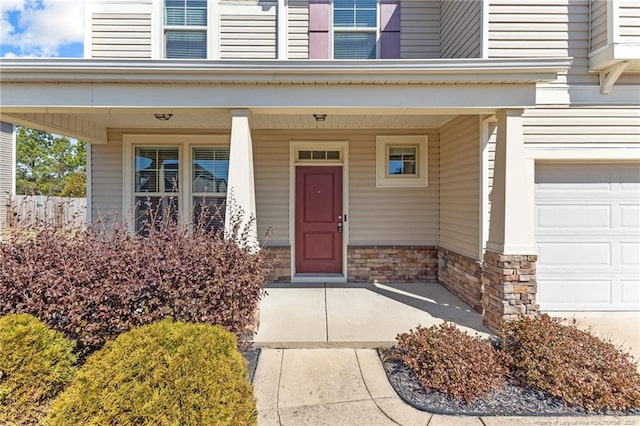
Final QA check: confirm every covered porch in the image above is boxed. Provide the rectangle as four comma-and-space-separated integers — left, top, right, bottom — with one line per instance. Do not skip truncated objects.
0, 57, 570, 330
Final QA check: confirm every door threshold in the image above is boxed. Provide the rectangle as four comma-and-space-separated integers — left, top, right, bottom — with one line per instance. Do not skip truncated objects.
292, 273, 347, 284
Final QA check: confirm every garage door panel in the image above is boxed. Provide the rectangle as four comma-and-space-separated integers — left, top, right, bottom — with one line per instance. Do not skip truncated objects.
621, 243, 640, 266
537, 205, 610, 228
622, 281, 640, 305
538, 242, 611, 266
536, 165, 613, 187
539, 280, 612, 304
621, 205, 640, 227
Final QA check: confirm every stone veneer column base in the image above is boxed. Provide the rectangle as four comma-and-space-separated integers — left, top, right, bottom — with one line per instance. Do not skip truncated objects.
263, 246, 291, 282
437, 248, 483, 313
347, 246, 438, 283
482, 250, 538, 331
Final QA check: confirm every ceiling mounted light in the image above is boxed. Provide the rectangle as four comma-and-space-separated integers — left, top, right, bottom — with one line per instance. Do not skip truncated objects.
154, 113, 173, 121
313, 114, 327, 122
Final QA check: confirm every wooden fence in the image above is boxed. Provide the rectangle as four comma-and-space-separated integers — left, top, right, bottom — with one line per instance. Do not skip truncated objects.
3, 195, 87, 231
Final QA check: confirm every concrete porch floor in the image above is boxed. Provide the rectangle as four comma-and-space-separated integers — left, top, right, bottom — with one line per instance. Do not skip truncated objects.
252, 282, 640, 425
254, 281, 492, 347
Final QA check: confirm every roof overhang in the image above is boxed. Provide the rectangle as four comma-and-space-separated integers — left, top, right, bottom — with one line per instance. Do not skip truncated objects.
0, 58, 571, 143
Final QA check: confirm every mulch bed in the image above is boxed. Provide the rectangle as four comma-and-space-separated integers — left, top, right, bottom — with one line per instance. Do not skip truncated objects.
378, 347, 640, 417
244, 347, 261, 383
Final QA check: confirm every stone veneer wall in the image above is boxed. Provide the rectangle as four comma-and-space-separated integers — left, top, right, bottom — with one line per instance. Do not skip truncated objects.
482, 251, 538, 331
347, 246, 438, 283
437, 247, 483, 313
263, 246, 291, 282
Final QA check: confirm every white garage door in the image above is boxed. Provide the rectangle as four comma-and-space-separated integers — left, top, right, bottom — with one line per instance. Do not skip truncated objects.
535, 163, 640, 311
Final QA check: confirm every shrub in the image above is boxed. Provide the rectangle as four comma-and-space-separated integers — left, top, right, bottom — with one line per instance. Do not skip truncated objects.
0, 203, 268, 358
395, 322, 506, 402
0, 314, 77, 425
46, 319, 256, 426
499, 314, 640, 412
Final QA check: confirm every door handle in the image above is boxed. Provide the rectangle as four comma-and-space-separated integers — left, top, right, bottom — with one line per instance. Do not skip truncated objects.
337, 222, 343, 233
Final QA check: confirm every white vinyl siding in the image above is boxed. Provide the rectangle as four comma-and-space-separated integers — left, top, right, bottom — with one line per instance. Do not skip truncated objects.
536, 163, 640, 311
219, 4, 277, 59
439, 116, 480, 260
288, 0, 310, 59
590, 0, 608, 51
523, 107, 640, 145
400, 0, 440, 59
91, 131, 124, 222
440, 0, 481, 58
620, 0, 640, 42
91, 13, 152, 58
488, 0, 593, 85
0, 122, 14, 230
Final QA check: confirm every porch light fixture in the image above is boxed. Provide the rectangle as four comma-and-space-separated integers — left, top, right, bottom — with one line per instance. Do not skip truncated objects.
313, 114, 327, 122
154, 113, 173, 121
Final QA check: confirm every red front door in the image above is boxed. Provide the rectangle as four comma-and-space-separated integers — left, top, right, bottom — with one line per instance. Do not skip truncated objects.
295, 166, 343, 274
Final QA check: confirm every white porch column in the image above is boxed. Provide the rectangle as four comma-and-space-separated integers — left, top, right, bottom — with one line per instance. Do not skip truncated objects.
225, 109, 258, 248
486, 109, 536, 255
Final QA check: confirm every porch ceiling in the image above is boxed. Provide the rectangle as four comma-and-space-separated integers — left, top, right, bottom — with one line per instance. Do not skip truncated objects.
1, 109, 456, 135
0, 57, 571, 143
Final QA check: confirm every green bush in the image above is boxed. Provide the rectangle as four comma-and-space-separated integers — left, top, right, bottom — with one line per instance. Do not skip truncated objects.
46, 319, 257, 426
0, 314, 77, 425
499, 314, 640, 412
396, 322, 506, 402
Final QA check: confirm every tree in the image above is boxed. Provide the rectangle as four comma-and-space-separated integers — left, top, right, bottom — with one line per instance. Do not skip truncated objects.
16, 128, 87, 197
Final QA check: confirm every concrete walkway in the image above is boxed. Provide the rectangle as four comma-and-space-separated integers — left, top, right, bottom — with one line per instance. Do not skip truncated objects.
252, 282, 640, 425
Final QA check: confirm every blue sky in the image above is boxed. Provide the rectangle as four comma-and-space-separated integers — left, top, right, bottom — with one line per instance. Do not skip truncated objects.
1, 0, 84, 57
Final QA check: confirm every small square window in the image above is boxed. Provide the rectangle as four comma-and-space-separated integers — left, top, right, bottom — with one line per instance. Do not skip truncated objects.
376, 136, 428, 187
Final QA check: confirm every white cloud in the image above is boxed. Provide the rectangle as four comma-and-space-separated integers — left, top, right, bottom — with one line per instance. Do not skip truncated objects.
1, 0, 84, 57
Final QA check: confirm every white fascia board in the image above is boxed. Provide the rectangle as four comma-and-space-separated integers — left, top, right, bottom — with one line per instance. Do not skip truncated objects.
536, 83, 640, 106
0, 58, 571, 85
0, 82, 538, 110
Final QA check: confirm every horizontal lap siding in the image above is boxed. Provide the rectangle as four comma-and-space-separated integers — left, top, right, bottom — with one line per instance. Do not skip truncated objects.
0, 122, 14, 229
441, 0, 482, 58
220, 12, 277, 59
349, 129, 439, 245
590, 0, 608, 51
252, 131, 290, 245
401, 0, 440, 59
92, 13, 152, 58
620, 0, 640, 42
91, 131, 124, 222
488, 0, 594, 85
439, 116, 480, 260
523, 107, 640, 145
288, 0, 309, 59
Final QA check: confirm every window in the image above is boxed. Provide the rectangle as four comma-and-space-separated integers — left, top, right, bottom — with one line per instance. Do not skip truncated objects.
134, 147, 180, 232
333, 0, 377, 59
125, 136, 230, 233
191, 147, 229, 231
164, 0, 207, 58
376, 136, 428, 187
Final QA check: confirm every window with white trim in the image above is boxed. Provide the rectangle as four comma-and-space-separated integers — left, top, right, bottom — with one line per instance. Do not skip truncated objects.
376, 136, 428, 187
333, 0, 378, 59
128, 138, 229, 233
164, 0, 207, 58
134, 147, 180, 232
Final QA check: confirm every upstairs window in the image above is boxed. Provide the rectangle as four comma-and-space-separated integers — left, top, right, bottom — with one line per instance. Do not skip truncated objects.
164, 0, 207, 58
333, 0, 378, 59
